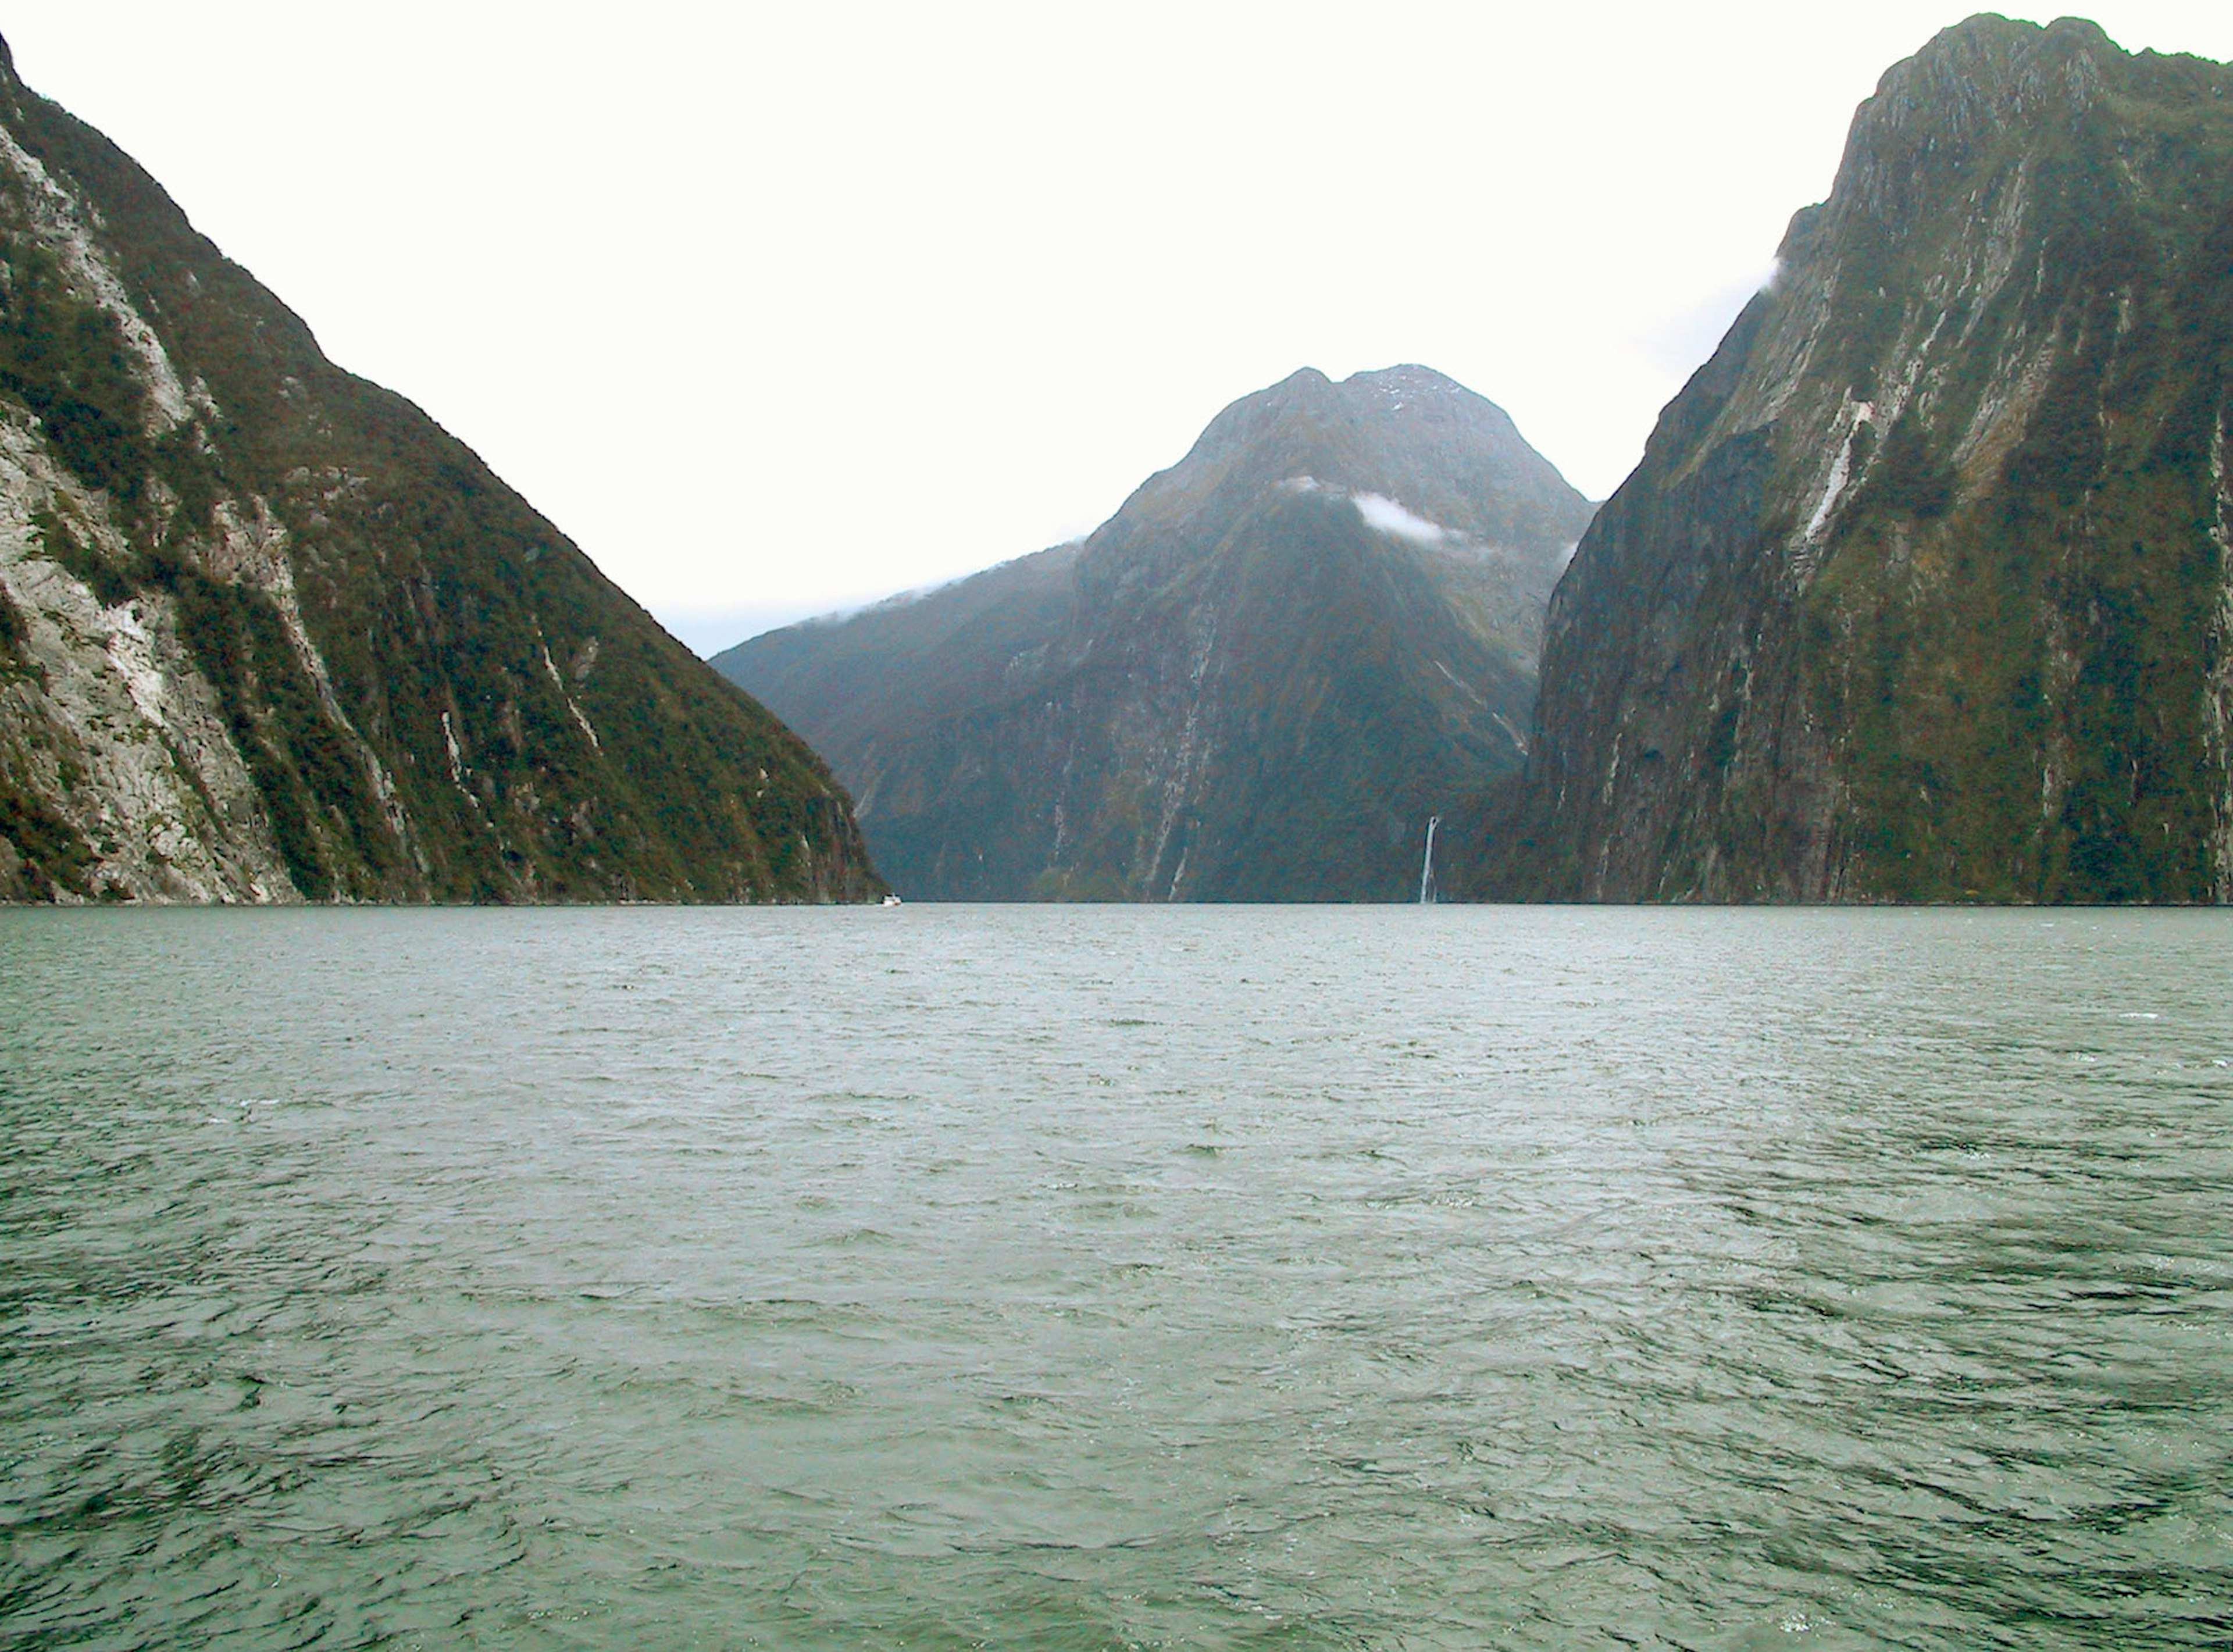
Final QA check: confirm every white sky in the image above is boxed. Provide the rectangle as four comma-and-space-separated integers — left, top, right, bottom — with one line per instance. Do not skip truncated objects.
9, 3, 2233, 653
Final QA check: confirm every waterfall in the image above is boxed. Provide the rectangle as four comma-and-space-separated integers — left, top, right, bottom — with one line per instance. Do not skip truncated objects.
1418, 815, 1442, 904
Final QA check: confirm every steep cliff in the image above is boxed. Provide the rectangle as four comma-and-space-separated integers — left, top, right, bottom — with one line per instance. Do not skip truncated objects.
718, 366, 1594, 900
0, 38, 880, 902
1477, 16, 2233, 903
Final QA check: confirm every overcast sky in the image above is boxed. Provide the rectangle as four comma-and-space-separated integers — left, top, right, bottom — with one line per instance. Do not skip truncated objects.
9, 3, 2233, 652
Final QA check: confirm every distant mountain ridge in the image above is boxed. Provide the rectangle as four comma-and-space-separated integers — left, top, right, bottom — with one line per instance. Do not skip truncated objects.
719, 365, 1594, 900
1474, 15, 2233, 904
0, 35, 881, 902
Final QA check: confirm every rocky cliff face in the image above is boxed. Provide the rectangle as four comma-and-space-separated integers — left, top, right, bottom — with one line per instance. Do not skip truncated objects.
0, 38, 880, 903
718, 366, 1593, 900
1476, 16, 2233, 903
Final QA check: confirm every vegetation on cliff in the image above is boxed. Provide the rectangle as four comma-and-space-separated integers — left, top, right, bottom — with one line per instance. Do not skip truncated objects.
1474, 16, 2233, 904
0, 36, 881, 902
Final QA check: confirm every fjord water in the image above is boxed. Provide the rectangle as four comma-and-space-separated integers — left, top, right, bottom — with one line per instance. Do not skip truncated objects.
2, 908, 2228, 1650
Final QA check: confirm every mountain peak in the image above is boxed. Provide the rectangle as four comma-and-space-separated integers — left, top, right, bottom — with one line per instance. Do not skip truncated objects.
718, 365, 1596, 901
1482, 16, 2233, 904
1344, 363, 1469, 399
1770, 10, 2222, 286
1148, 363, 1568, 554
1846, 12, 2123, 165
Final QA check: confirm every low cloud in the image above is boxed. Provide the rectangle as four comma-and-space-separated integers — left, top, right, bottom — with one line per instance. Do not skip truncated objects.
1352, 493, 1448, 544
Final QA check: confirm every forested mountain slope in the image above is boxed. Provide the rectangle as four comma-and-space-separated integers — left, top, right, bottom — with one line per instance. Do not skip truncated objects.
0, 36, 879, 902
720, 366, 1593, 900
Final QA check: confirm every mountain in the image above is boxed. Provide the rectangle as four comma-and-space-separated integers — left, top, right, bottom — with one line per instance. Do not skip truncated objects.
0, 38, 880, 903
716, 366, 1594, 900
1473, 15, 2233, 904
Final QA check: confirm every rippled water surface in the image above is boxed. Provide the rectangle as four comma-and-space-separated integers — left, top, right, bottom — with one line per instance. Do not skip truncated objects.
3, 905, 2231, 1649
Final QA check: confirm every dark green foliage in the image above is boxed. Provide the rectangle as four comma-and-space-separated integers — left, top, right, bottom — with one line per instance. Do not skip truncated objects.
171, 570, 406, 900
0, 239, 147, 501
0, 784, 91, 897
1857, 413, 1952, 520
2004, 354, 2109, 512
0, 574, 23, 653
29, 506, 131, 608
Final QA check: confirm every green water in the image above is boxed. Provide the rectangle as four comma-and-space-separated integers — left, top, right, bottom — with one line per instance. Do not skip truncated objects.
2, 906, 2228, 1649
